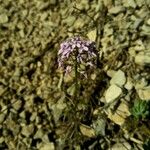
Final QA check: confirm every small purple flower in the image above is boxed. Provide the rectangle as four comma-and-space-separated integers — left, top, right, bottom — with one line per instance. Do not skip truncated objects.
58, 36, 97, 75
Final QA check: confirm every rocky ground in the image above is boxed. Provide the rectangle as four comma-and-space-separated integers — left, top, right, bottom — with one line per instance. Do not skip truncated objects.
0, 0, 150, 150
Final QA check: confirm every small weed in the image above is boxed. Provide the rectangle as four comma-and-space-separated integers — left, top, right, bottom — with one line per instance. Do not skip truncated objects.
131, 99, 150, 120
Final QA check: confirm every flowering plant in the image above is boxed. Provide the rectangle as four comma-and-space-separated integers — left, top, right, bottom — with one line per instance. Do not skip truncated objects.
57, 36, 98, 143
58, 36, 98, 75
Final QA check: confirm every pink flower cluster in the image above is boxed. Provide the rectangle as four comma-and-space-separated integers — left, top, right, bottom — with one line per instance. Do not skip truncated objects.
58, 36, 97, 74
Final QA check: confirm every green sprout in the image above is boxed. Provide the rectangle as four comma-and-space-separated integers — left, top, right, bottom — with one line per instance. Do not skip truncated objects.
131, 99, 150, 120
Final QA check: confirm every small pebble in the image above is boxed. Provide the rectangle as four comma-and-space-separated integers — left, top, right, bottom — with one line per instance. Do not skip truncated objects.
105, 84, 122, 103
0, 13, 8, 24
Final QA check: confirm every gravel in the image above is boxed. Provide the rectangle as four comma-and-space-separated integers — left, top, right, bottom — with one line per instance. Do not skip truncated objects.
0, 0, 150, 149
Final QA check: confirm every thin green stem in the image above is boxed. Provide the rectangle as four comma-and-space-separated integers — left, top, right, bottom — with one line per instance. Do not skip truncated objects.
74, 50, 78, 103
73, 49, 80, 135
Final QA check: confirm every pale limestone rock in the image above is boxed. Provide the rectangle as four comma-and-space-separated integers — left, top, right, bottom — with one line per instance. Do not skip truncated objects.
87, 29, 97, 41
136, 7, 148, 18
135, 54, 150, 65
131, 39, 145, 51
141, 25, 150, 34
12, 99, 22, 111
6, 120, 20, 135
42, 134, 51, 143
19, 111, 26, 119
108, 102, 131, 125
34, 129, 44, 139
51, 97, 66, 122
21, 124, 34, 137
123, 0, 137, 8
108, 6, 125, 14
49, 0, 56, 5
135, 78, 148, 89
110, 70, 126, 87
21, 9, 28, 18
0, 86, 6, 96
103, 0, 112, 8
135, 0, 144, 7
0, 137, 4, 144
107, 70, 116, 78
147, 18, 150, 25
67, 83, 75, 96
134, 45, 145, 51
17, 21, 25, 29
0, 13, 8, 24
37, 1, 50, 10
93, 108, 99, 116
73, 18, 85, 29
75, 0, 89, 10
104, 24, 113, 36
0, 113, 6, 123
133, 18, 143, 29
30, 112, 37, 122
19, 30, 25, 38
39, 143, 55, 150
80, 124, 95, 137
105, 84, 122, 103
62, 16, 76, 26
124, 78, 133, 90
128, 47, 136, 57
90, 73, 96, 80
110, 142, 131, 150
137, 86, 150, 101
